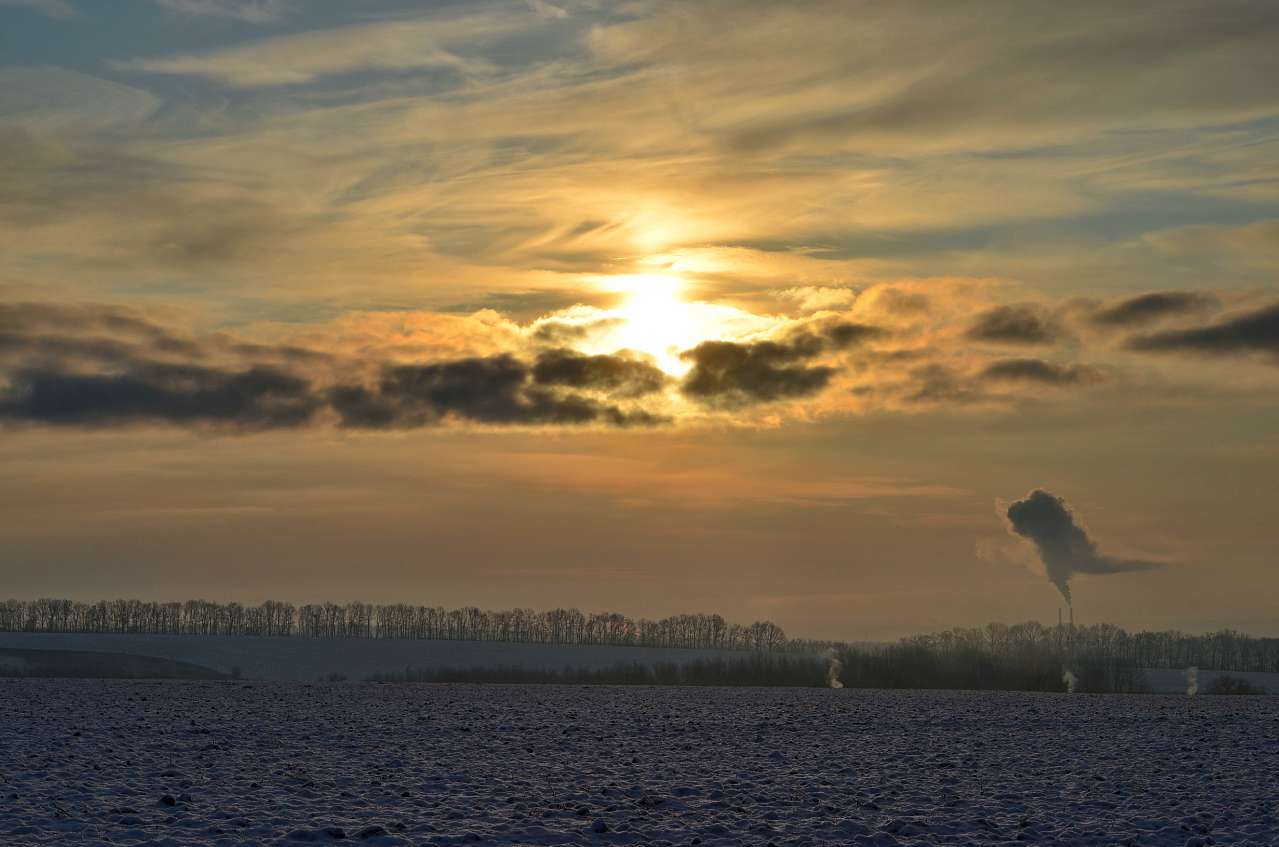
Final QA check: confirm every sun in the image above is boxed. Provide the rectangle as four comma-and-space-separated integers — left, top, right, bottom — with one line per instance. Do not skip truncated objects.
599, 274, 703, 373
561, 272, 779, 376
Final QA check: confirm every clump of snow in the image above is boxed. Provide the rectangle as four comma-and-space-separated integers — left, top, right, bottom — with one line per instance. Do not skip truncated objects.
1, 680, 1275, 845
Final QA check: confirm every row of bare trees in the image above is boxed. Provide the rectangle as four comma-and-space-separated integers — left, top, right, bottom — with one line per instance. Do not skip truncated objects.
900, 621, 1279, 673
0, 598, 790, 652
2, 599, 1272, 670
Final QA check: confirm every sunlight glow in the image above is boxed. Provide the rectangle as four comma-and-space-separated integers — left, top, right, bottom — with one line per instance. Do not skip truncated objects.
602, 274, 701, 373
560, 273, 781, 375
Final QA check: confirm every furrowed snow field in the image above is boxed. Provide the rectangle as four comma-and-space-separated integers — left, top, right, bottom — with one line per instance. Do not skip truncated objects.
2, 681, 1276, 846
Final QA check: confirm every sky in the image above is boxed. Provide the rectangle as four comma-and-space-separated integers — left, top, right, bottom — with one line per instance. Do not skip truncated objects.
1, 0, 1277, 640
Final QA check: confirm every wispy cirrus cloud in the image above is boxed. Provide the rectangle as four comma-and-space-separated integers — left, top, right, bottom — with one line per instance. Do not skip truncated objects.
153, 0, 291, 23
590, 0, 1279, 156
117, 8, 546, 86
0, 0, 76, 19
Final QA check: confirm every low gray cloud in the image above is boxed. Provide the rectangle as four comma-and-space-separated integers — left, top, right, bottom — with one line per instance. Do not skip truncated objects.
1125, 302, 1279, 359
980, 358, 1104, 386
0, 304, 329, 430
531, 349, 668, 397
330, 356, 664, 429
869, 288, 930, 315
823, 321, 885, 349
1004, 489, 1158, 605
0, 303, 666, 432
903, 364, 987, 406
0, 302, 202, 358
680, 338, 834, 406
966, 305, 1063, 345
0, 364, 320, 429
1089, 291, 1220, 327
528, 316, 625, 346
676, 320, 887, 406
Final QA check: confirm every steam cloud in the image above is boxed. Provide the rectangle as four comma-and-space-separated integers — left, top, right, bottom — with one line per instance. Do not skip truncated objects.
824, 648, 844, 689
1004, 489, 1158, 605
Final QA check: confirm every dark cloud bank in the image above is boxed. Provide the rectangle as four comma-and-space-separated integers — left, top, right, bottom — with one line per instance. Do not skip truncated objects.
979, 358, 1104, 386
2, 297, 1273, 433
1126, 302, 1279, 358
0, 304, 674, 431
966, 305, 1063, 345
1088, 291, 1220, 328
329, 353, 667, 429
679, 321, 879, 406
1005, 489, 1158, 605
0, 305, 877, 431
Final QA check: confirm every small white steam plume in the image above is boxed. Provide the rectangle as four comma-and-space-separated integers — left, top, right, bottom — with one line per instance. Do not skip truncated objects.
1186, 666, 1198, 697
824, 648, 844, 689
1062, 668, 1078, 694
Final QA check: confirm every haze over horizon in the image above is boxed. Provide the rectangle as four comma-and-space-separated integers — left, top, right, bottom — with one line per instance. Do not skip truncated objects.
2, 0, 1278, 641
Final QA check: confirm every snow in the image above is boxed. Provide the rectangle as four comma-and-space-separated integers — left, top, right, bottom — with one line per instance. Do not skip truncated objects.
0, 633, 748, 681
2, 681, 1277, 845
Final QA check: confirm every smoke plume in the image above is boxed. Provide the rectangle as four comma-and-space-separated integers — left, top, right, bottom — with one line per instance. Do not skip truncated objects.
1062, 668, 1078, 694
1186, 666, 1199, 697
1003, 489, 1158, 605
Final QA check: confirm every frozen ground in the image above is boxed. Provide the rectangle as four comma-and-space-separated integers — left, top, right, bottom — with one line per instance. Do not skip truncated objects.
2, 682, 1276, 846
0, 633, 746, 681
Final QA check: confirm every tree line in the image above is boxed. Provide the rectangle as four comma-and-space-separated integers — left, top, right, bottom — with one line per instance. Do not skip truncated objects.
0, 598, 1274, 673
0, 598, 796, 652
890, 621, 1279, 674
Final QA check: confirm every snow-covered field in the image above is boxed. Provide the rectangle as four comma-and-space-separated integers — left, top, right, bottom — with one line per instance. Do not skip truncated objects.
0, 633, 745, 681
3, 682, 1276, 846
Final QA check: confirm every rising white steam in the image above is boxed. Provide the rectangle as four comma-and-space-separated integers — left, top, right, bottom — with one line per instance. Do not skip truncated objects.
1186, 666, 1198, 697
1062, 668, 1078, 694
825, 649, 844, 689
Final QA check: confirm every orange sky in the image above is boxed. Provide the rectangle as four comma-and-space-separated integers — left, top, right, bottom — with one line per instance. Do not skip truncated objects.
1, 0, 1277, 638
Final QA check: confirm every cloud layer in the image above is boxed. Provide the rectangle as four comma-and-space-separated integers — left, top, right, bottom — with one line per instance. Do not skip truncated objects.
3, 287, 1277, 433
0, 303, 667, 431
